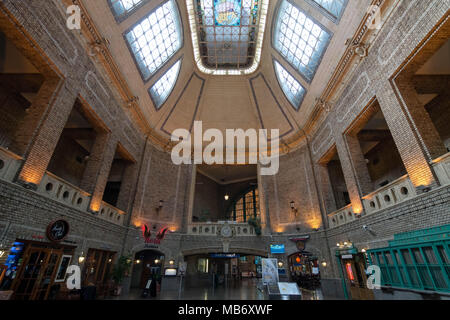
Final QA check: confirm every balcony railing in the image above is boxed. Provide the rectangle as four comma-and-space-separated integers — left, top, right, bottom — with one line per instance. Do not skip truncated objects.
36, 172, 126, 226
0, 147, 22, 182
188, 221, 257, 236
328, 204, 356, 228
38, 172, 91, 212
432, 152, 450, 186
362, 175, 417, 215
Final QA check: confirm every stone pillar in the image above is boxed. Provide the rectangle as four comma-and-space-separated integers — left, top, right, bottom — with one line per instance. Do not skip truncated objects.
395, 76, 447, 160
87, 134, 119, 212
377, 80, 438, 189
116, 162, 139, 213
17, 80, 78, 186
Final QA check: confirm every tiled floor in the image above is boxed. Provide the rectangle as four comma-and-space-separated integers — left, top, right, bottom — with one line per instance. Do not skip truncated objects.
112, 279, 327, 300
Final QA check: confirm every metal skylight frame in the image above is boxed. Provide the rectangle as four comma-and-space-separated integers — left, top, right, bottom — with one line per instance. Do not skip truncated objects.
305, 0, 348, 23
124, 0, 183, 82
108, 0, 150, 22
186, 0, 269, 75
273, 59, 306, 111
148, 58, 182, 110
273, 0, 332, 83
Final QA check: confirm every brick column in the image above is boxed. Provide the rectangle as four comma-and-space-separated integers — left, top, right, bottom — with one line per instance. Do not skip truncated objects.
115, 162, 139, 213
395, 76, 447, 160
335, 135, 366, 214
84, 133, 118, 212
12, 78, 62, 156
344, 135, 373, 196
17, 80, 78, 186
377, 81, 438, 189
80, 131, 111, 194
314, 163, 337, 215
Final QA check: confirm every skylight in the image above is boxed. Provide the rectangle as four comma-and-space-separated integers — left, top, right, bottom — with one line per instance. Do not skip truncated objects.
149, 59, 182, 109
273, 0, 332, 83
124, 0, 182, 81
274, 60, 305, 110
109, 0, 146, 20
307, 0, 347, 22
187, 0, 269, 75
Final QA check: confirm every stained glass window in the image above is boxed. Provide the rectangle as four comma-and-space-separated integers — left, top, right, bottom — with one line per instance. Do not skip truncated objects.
273, 0, 332, 83
149, 59, 181, 109
307, 0, 347, 22
188, 0, 268, 74
109, 0, 147, 20
124, 0, 182, 81
274, 60, 305, 110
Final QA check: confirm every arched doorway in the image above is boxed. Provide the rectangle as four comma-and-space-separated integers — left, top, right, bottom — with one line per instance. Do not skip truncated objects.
130, 250, 165, 289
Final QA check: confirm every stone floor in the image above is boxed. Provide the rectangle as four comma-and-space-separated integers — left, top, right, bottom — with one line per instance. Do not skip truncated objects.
111, 279, 328, 300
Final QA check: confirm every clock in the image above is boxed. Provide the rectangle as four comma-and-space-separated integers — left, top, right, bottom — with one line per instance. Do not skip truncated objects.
220, 225, 233, 238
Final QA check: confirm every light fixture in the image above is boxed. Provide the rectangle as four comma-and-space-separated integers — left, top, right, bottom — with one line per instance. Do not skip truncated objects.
278, 261, 284, 268
155, 259, 160, 264
169, 260, 175, 265
155, 200, 164, 214
290, 201, 298, 215
361, 249, 367, 253
321, 261, 327, 267
78, 252, 85, 264
337, 243, 341, 247
108, 258, 112, 263
224, 194, 230, 201
136, 259, 141, 264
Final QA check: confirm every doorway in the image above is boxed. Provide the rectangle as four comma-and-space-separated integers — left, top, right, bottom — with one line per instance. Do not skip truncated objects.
8, 240, 75, 300
341, 254, 374, 300
131, 250, 165, 289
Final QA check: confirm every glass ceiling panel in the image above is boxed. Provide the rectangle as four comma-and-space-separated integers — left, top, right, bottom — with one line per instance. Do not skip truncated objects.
273, 0, 332, 83
274, 60, 305, 110
194, 0, 262, 70
110, 0, 145, 19
149, 59, 182, 109
124, 0, 182, 81
308, 0, 347, 22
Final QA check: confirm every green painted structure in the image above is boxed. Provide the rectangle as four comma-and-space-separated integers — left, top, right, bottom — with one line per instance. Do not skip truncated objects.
367, 224, 450, 293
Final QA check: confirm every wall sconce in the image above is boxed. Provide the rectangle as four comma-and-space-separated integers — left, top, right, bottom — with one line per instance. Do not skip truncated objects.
321, 261, 327, 267
108, 258, 112, 263
290, 201, 298, 216
224, 194, 230, 201
156, 200, 164, 214
135, 259, 141, 264
154, 259, 160, 264
169, 260, 175, 265
278, 261, 284, 268
78, 252, 85, 264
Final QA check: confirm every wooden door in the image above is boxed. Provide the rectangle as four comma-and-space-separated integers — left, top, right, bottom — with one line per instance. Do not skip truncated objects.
31, 250, 62, 300
12, 247, 62, 300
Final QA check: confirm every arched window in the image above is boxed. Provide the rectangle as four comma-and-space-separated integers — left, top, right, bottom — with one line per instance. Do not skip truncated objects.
109, 0, 148, 21
148, 58, 182, 109
228, 188, 260, 223
274, 60, 306, 110
124, 0, 183, 81
305, 0, 348, 23
273, 0, 332, 83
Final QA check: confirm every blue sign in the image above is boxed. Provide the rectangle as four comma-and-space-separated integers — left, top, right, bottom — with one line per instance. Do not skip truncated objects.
270, 244, 285, 254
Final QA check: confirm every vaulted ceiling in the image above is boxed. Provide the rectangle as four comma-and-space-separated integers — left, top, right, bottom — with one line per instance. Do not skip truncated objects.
81, 0, 372, 145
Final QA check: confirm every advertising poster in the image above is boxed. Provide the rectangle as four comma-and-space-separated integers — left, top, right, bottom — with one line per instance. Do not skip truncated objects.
262, 258, 279, 285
